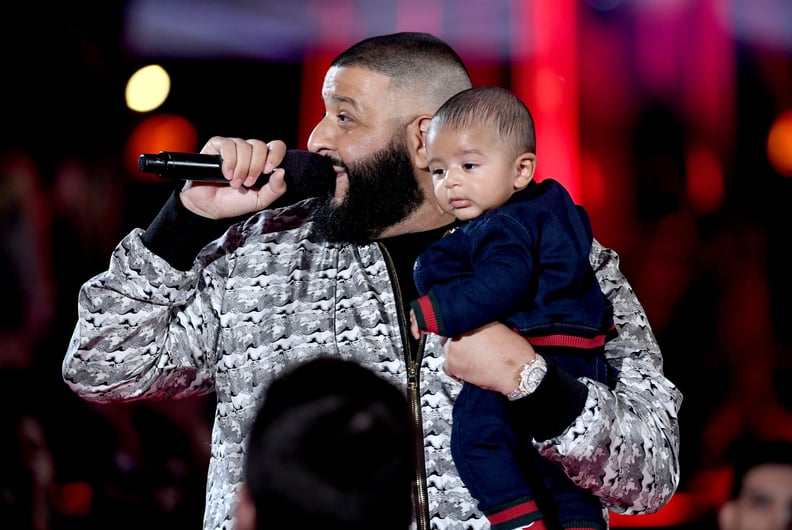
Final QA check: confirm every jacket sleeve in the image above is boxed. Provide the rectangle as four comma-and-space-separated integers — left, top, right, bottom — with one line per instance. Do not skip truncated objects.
414, 215, 536, 337
61, 191, 237, 402
526, 239, 683, 515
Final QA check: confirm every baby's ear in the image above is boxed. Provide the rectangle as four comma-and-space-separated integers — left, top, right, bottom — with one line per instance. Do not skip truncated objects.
514, 152, 537, 189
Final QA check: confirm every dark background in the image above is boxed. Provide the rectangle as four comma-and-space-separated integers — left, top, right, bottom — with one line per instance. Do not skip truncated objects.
2, 1, 792, 528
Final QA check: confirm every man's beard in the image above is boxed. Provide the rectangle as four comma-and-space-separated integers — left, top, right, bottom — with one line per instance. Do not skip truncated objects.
310, 135, 424, 244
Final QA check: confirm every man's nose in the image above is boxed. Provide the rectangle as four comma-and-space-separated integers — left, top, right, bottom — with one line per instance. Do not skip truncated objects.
307, 117, 331, 154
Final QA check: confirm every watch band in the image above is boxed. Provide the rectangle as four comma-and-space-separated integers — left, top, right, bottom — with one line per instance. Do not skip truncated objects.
507, 354, 548, 401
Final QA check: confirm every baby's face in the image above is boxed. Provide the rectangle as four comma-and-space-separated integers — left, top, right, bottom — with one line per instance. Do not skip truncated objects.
425, 125, 521, 221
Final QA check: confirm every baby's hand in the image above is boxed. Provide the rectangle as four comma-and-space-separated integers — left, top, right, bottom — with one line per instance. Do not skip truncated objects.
409, 309, 421, 340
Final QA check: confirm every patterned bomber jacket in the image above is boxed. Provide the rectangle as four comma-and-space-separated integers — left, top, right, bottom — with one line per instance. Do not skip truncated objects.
63, 196, 682, 530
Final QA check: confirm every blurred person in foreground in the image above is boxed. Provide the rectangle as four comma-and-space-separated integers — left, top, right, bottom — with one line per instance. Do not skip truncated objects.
62, 31, 682, 529
718, 437, 792, 530
235, 357, 414, 530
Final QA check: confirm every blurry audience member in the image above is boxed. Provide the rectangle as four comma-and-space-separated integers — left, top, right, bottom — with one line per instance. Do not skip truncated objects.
698, 222, 792, 465
718, 437, 792, 530
236, 357, 415, 530
44, 154, 211, 530
47, 153, 126, 350
0, 148, 54, 370
0, 375, 56, 530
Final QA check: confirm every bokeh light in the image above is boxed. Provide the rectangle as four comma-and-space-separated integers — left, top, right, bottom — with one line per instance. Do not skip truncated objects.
125, 114, 198, 181
767, 109, 792, 177
125, 64, 171, 112
686, 145, 724, 216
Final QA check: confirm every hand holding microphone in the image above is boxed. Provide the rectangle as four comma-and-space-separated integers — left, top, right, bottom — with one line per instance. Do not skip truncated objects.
138, 149, 337, 208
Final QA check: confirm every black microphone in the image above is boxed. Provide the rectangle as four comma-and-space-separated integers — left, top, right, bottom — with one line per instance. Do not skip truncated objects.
138, 150, 337, 206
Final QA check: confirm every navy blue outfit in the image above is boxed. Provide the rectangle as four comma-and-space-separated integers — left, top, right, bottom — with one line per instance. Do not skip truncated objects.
410, 178, 616, 530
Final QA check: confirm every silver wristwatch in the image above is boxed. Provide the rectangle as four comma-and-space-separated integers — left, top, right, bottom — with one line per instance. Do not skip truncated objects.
507, 354, 548, 401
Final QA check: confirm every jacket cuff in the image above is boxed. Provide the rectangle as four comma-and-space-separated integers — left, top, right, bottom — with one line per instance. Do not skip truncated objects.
411, 295, 442, 335
485, 496, 542, 530
141, 190, 243, 271
507, 360, 588, 441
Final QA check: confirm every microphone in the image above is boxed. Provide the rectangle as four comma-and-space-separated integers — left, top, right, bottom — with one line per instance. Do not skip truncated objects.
138, 150, 337, 206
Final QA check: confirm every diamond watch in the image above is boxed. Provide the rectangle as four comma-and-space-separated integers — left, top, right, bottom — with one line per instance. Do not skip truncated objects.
507, 354, 548, 401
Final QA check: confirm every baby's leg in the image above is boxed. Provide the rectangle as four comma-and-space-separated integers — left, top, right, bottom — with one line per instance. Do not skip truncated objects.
536, 456, 606, 530
452, 383, 545, 530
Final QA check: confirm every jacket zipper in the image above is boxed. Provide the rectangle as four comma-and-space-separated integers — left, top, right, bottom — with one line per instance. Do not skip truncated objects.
379, 242, 431, 530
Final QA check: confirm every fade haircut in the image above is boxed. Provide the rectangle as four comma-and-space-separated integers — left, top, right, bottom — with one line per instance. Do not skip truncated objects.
331, 32, 472, 110
430, 86, 537, 155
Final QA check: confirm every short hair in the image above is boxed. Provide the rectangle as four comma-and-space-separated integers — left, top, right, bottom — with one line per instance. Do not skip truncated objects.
331, 32, 472, 111
429, 86, 537, 155
726, 436, 792, 499
243, 357, 415, 530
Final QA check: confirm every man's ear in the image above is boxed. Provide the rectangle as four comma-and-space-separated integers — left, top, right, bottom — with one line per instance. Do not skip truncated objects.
408, 115, 433, 171
514, 152, 537, 189
234, 484, 257, 530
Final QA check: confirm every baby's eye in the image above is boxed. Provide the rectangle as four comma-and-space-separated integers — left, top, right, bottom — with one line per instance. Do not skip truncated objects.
431, 168, 446, 177
462, 162, 477, 170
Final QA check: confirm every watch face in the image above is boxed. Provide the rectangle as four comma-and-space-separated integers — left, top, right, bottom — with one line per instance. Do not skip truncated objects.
523, 359, 548, 392
508, 355, 547, 401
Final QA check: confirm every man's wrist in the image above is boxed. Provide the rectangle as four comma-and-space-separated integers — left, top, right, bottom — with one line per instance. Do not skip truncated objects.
507, 354, 548, 401
505, 360, 589, 441
142, 189, 240, 270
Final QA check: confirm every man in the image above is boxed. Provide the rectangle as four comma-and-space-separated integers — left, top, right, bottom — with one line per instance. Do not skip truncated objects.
718, 438, 792, 530
62, 32, 682, 529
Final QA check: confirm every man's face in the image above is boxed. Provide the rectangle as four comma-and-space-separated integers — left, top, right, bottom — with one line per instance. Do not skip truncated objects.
306, 66, 425, 242
719, 464, 792, 530
309, 131, 423, 243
